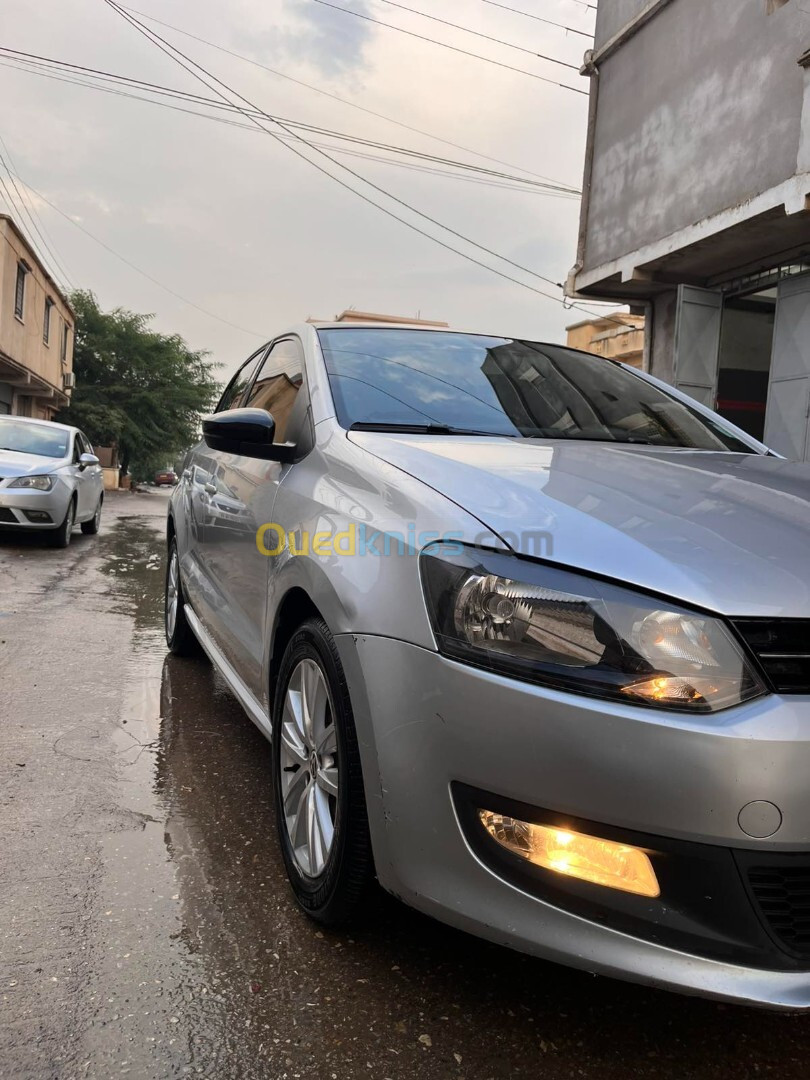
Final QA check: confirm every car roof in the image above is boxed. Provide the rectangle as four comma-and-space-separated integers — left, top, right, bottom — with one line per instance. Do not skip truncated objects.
0, 415, 75, 433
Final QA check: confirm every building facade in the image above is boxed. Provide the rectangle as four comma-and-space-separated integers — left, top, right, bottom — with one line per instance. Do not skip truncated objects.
309, 309, 449, 327
0, 215, 74, 419
566, 313, 645, 368
569, 0, 810, 453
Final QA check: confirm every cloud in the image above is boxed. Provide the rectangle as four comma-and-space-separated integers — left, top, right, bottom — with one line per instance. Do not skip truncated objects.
0, 0, 602, 375
238, 0, 376, 80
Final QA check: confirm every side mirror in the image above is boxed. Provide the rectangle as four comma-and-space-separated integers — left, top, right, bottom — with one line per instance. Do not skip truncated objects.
79, 453, 100, 470
202, 408, 295, 463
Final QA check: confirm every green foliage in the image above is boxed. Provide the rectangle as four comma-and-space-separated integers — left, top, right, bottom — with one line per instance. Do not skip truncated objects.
57, 290, 221, 475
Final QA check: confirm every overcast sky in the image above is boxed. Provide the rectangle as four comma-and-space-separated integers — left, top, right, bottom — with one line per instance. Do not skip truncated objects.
1, 0, 603, 379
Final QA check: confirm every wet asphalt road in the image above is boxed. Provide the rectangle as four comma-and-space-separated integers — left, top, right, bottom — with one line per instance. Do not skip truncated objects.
1, 492, 810, 1079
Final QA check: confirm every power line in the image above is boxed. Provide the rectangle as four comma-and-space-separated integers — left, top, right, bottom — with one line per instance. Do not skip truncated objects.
0, 165, 266, 338
0, 134, 75, 290
0, 144, 74, 291
0, 49, 579, 196
374, 0, 580, 69
307, 0, 588, 95
100, 1, 628, 327
99, 2, 574, 290
477, 0, 594, 39
123, 5, 579, 192
1, 59, 577, 199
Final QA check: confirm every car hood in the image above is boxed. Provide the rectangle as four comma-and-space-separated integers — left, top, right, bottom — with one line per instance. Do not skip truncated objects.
349, 432, 810, 618
0, 449, 62, 478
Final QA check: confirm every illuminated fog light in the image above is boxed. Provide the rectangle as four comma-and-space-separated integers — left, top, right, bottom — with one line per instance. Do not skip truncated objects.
479, 810, 660, 898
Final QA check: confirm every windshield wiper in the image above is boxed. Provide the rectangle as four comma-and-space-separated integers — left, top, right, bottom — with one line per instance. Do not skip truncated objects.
525, 432, 657, 445
349, 422, 516, 438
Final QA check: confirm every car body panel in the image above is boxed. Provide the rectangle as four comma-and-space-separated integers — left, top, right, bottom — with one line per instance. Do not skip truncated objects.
349, 433, 810, 618
335, 632, 810, 1010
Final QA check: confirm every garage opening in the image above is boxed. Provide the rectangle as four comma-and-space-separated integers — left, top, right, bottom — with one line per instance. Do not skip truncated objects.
716, 287, 776, 442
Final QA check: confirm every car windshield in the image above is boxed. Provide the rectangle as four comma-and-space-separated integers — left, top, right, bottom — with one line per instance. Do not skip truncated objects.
0, 419, 69, 458
318, 328, 756, 452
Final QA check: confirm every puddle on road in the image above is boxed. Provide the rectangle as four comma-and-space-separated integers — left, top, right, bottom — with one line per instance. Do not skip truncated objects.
84, 515, 808, 1080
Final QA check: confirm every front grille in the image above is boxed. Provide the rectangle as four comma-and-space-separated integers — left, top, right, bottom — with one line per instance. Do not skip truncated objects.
0, 507, 17, 523
747, 862, 810, 959
732, 619, 810, 693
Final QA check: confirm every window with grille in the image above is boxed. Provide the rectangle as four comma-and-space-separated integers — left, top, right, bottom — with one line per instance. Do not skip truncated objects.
43, 297, 54, 344
14, 262, 27, 319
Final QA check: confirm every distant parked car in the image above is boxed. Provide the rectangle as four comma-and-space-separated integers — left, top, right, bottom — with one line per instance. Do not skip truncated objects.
0, 416, 103, 547
154, 469, 179, 487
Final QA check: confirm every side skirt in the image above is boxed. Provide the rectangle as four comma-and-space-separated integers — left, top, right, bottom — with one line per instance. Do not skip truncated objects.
184, 604, 273, 742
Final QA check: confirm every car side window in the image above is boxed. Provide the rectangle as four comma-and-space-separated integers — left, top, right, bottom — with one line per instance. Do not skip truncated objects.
215, 346, 269, 413
72, 435, 82, 464
242, 338, 305, 444
78, 433, 93, 455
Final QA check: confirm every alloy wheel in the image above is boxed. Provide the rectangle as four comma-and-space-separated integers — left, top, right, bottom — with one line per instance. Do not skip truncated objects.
166, 549, 179, 640
279, 657, 339, 878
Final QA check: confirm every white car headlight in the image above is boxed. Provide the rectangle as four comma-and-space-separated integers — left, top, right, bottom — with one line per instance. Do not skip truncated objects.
420, 545, 765, 713
8, 474, 55, 491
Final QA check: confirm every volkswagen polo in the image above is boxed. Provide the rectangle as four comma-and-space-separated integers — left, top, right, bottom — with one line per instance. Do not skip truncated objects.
166, 324, 810, 1009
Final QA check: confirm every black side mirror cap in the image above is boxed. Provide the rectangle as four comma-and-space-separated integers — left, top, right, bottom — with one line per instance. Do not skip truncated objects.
202, 408, 296, 463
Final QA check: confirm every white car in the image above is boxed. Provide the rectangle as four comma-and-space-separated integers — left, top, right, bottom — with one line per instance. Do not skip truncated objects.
0, 416, 104, 547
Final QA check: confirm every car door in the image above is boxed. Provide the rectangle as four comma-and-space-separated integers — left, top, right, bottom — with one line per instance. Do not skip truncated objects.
181, 347, 268, 618
191, 337, 309, 697
78, 431, 103, 516
69, 432, 93, 519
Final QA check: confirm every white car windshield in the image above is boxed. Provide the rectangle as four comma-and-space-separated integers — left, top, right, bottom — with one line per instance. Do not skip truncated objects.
319, 328, 756, 452
0, 419, 69, 458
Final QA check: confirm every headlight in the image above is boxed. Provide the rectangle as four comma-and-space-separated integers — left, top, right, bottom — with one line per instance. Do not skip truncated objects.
420, 545, 765, 713
8, 475, 55, 491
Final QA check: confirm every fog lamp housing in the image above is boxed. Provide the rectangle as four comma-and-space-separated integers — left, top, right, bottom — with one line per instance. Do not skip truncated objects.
479, 810, 660, 898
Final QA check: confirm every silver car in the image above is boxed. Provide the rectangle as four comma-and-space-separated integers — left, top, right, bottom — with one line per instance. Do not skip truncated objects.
167, 324, 810, 1010
0, 416, 104, 546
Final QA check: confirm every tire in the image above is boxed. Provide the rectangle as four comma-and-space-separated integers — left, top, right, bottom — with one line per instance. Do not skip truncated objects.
165, 539, 199, 656
81, 496, 103, 535
48, 496, 76, 548
272, 617, 374, 925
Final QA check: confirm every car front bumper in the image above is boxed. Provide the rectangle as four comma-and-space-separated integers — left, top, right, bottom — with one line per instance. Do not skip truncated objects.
0, 484, 70, 529
337, 633, 810, 1010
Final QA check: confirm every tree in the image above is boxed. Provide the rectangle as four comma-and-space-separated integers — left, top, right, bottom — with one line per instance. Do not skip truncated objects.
57, 290, 221, 477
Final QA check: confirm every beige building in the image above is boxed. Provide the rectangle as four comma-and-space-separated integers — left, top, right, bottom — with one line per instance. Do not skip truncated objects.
310, 308, 449, 327
566, 313, 646, 369
0, 215, 74, 419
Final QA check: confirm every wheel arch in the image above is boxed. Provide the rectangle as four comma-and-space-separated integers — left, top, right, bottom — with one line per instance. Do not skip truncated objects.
268, 587, 324, 701
266, 583, 391, 883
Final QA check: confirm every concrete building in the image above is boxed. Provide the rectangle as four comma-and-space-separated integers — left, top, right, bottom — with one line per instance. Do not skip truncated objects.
0, 215, 74, 419
566, 312, 645, 368
569, 0, 810, 453
309, 309, 449, 327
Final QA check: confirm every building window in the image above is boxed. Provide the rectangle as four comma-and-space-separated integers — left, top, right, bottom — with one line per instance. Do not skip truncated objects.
766, 0, 790, 12
43, 297, 54, 344
61, 322, 71, 366
14, 262, 28, 320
